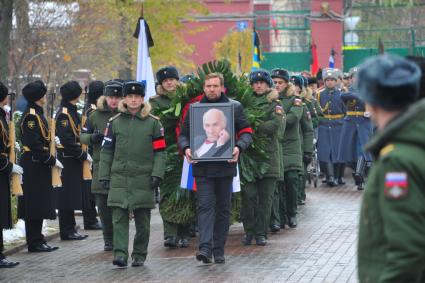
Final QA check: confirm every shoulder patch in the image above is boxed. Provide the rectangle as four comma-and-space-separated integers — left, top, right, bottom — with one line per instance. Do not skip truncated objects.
380, 144, 395, 157
294, 98, 302, 106
384, 172, 409, 200
149, 95, 160, 100
27, 120, 36, 129
149, 113, 160, 120
109, 113, 121, 122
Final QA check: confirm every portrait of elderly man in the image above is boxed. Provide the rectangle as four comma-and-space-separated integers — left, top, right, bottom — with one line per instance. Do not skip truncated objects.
193, 108, 232, 159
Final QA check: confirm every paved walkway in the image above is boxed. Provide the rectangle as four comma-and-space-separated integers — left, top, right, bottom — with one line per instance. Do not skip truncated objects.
1, 182, 362, 283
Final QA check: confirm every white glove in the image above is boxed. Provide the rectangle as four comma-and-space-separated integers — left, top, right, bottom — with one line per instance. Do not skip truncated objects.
86, 153, 93, 163
55, 159, 64, 169
55, 136, 61, 146
11, 164, 23, 175
15, 142, 21, 152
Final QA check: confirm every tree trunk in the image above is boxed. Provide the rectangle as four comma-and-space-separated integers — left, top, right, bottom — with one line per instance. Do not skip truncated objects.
0, 0, 13, 83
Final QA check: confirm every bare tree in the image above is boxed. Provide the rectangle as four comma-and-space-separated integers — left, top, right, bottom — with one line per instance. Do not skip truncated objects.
0, 0, 13, 83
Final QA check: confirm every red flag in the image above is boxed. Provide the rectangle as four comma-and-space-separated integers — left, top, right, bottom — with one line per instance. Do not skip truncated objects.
271, 16, 279, 41
311, 42, 319, 76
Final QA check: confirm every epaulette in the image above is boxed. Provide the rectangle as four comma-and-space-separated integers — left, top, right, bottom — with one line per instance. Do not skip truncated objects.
109, 113, 121, 122
149, 113, 160, 120
380, 144, 395, 157
62, 107, 68, 114
149, 95, 160, 100
294, 98, 303, 106
91, 104, 97, 110
29, 108, 36, 115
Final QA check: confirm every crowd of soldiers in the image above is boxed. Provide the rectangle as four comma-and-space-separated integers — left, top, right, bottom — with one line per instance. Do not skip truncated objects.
0, 55, 411, 269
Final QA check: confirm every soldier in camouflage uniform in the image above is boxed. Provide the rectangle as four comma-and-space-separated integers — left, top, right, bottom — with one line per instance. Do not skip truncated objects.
99, 81, 166, 267
150, 66, 192, 249
357, 54, 425, 283
241, 70, 285, 245
81, 80, 123, 251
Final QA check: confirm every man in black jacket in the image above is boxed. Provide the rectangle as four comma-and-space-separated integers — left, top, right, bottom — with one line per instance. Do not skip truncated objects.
178, 73, 253, 264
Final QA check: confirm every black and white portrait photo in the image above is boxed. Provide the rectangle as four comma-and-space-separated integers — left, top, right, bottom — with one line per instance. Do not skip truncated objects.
190, 103, 234, 161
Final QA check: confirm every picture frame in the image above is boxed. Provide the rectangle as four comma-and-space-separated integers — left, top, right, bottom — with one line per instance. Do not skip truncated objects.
190, 102, 235, 162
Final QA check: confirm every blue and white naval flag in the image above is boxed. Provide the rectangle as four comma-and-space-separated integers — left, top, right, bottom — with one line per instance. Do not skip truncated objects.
180, 159, 241, 193
133, 17, 156, 100
329, 48, 335, 68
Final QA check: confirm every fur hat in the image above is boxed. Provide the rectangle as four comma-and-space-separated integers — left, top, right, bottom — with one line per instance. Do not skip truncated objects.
156, 66, 179, 85
60, 81, 82, 102
22, 80, 47, 103
0, 81, 8, 102
249, 69, 273, 87
123, 81, 145, 97
357, 54, 421, 110
88, 80, 104, 101
271, 68, 290, 82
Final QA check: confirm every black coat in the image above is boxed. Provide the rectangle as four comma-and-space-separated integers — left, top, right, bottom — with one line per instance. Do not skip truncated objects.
18, 103, 56, 220
55, 101, 88, 210
178, 94, 253, 177
0, 107, 12, 229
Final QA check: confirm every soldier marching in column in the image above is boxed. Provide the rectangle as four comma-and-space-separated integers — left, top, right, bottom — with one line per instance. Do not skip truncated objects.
1, 59, 390, 269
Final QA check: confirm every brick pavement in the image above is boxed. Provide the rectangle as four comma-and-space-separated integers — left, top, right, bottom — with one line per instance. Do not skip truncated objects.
0, 182, 362, 283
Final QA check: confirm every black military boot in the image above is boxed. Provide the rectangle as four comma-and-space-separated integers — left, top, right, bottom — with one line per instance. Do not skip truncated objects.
241, 234, 253, 246
255, 236, 267, 246
288, 216, 298, 228
270, 224, 280, 233
325, 163, 338, 187
0, 256, 19, 268
353, 157, 366, 186
336, 163, 346, 185
164, 236, 177, 248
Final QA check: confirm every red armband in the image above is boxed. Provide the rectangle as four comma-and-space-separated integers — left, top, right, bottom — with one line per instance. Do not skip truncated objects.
152, 137, 166, 152
236, 127, 254, 139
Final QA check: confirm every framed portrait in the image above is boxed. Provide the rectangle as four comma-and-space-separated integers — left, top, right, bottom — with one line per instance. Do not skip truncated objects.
190, 103, 235, 162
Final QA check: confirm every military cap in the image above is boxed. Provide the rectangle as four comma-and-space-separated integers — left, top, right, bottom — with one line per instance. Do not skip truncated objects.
356, 54, 421, 110
123, 81, 145, 97
60, 81, 82, 102
22, 80, 47, 103
156, 66, 179, 85
271, 68, 290, 82
0, 81, 8, 102
322, 68, 338, 80
88, 80, 104, 101
290, 75, 304, 88
180, 74, 195, 84
249, 69, 273, 87
308, 77, 317, 85
104, 80, 123, 97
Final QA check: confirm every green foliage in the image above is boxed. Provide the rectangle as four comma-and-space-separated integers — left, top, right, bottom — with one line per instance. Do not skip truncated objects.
154, 59, 271, 224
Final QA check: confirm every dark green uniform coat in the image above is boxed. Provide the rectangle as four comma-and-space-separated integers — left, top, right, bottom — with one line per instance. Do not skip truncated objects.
99, 101, 166, 210
358, 99, 425, 283
279, 86, 303, 171
254, 89, 285, 177
242, 88, 285, 238
80, 96, 119, 195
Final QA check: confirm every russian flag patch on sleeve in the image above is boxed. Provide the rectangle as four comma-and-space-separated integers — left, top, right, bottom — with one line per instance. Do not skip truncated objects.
384, 172, 409, 200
